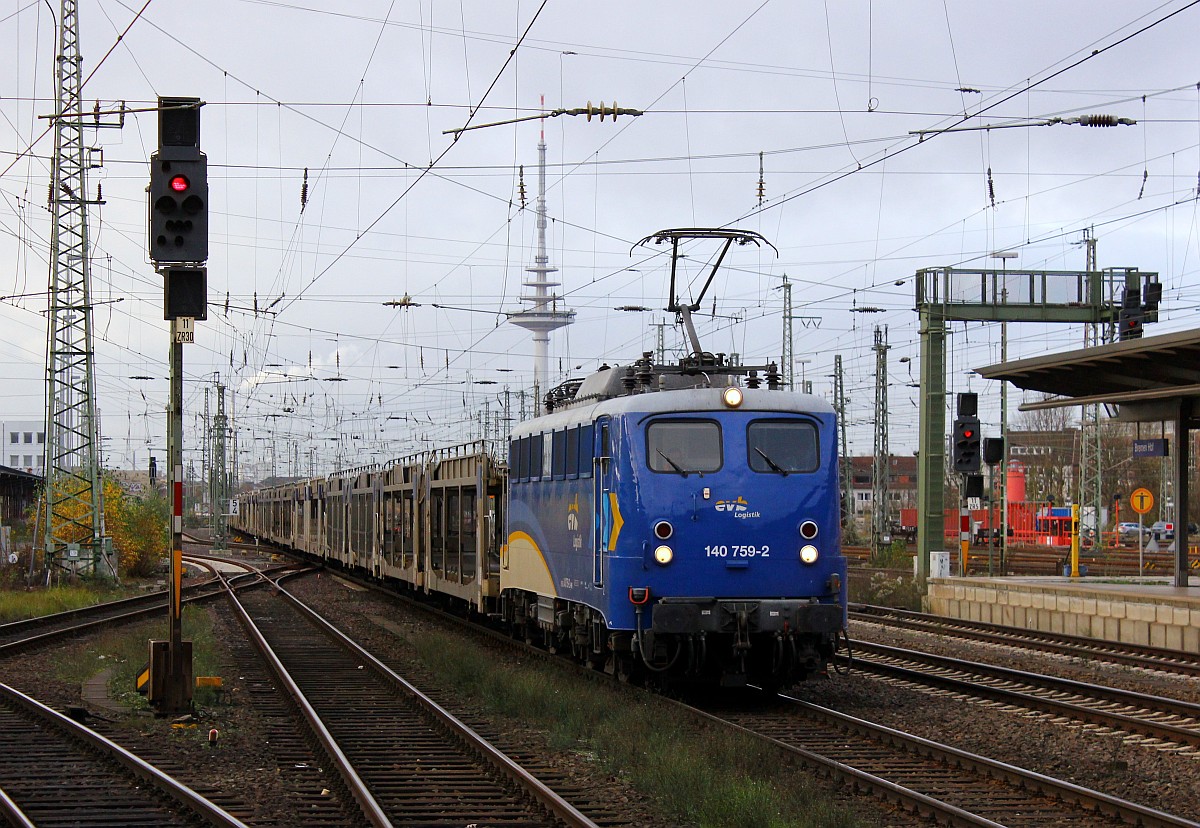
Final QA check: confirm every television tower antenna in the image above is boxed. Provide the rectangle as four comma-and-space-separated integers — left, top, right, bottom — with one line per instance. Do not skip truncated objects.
508, 96, 575, 404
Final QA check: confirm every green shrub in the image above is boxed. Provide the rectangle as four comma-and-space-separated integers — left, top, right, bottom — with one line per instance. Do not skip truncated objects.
868, 538, 911, 569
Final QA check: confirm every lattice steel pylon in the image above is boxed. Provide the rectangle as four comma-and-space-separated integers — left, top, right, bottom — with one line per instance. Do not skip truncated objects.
209, 384, 229, 550
41, 0, 117, 576
833, 354, 851, 528
872, 326, 890, 556
780, 274, 793, 390
1077, 229, 1104, 535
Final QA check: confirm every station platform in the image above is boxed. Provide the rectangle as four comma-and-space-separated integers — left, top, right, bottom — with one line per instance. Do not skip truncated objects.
926, 575, 1200, 654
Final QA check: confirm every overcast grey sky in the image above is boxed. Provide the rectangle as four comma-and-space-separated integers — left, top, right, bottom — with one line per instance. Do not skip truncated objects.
2, 1, 1198, 477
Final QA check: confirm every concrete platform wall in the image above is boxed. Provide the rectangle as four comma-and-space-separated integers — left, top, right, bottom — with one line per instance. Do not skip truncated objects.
926, 578, 1200, 654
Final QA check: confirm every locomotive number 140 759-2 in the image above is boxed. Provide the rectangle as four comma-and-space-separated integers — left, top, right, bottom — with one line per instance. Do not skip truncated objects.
704, 544, 770, 558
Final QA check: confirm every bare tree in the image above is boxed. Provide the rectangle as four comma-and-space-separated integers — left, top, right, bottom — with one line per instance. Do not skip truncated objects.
1011, 395, 1078, 505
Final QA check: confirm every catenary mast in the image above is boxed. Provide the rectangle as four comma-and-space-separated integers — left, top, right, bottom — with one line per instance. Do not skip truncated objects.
41, 0, 114, 577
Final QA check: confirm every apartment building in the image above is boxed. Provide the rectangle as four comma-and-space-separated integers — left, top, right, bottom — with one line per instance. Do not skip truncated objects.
2, 420, 45, 475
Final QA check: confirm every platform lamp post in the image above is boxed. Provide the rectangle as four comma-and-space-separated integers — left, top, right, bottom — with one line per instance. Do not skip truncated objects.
991, 250, 1018, 571
795, 358, 812, 394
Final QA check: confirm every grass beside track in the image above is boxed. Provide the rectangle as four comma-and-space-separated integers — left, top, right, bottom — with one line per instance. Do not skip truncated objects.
52, 606, 224, 709
0, 584, 130, 624
412, 630, 863, 828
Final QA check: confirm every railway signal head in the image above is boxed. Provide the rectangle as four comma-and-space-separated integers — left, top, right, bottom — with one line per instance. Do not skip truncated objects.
149, 155, 208, 263
952, 416, 981, 473
982, 436, 1005, 466
1118, 306, 1144, 341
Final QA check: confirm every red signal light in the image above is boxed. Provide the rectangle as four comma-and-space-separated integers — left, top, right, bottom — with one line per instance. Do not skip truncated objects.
169, 174, 190, 193
962, 429, 974, 439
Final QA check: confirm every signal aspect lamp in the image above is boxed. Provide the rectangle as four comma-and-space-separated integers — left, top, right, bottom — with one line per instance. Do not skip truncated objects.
1118, 307, 1144, 341
149, 155, 209, 264
952, 416, 981, 473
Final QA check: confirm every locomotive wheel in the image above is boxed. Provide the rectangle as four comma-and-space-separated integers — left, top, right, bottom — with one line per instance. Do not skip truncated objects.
614, 654, 637, 684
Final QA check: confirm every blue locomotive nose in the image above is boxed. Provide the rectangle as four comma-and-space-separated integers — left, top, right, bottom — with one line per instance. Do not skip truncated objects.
604, 401, 848, 686
636, 477, 842, 600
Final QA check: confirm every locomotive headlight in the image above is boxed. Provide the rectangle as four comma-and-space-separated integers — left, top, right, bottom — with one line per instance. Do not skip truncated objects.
799, 544, 819, 565
654, 545, 674, 565
722, 386, 743, 408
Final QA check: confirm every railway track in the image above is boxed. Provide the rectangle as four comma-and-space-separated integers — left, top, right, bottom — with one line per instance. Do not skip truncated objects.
0, 574, 215, 655
845, 640, 1200, 754
850, 603, 1200, 678
0, 558, 293, 658
219, 571, 601, 828
293, 562, 1199, 827
693, 692, 1199, 828
0, 682, 247, 828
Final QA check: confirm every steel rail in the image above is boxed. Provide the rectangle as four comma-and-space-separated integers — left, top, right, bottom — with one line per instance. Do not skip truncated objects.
0, 565, 274, 658
290, 565, 1008, 827
775, 694, 1200, 828
266, 576, 601, 828
317, 568, 1194, 827
0, 682, 250, 827
847, 641, 1200, 749
676, 698, 1007, 827
854, 639, 1200, 718
215, 570, 394, 828
0, 787, 35, 828
850, 604, 1200, 678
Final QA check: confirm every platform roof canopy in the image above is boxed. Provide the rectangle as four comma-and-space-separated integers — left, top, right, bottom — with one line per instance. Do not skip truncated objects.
976, 327, 1200, 423
977, 327, 1200, 587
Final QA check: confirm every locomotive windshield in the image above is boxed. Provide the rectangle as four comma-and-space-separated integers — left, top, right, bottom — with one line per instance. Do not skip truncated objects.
646, 420, 722, 475
747, 420, 819, 474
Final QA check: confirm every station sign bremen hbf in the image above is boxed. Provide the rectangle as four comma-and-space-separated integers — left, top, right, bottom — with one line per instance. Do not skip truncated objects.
1133, 438, 1168, 458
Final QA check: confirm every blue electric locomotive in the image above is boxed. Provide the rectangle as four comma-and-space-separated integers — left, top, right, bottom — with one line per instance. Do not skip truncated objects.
502, 357, 846, 687
499, 228, 846, 687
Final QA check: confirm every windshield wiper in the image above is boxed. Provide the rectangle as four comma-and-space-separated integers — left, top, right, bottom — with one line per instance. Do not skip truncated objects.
755, 447, 789, 476
656, 448, 690, 477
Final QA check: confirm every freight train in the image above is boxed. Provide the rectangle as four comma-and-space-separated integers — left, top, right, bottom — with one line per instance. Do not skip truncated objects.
232, 229, 848, 688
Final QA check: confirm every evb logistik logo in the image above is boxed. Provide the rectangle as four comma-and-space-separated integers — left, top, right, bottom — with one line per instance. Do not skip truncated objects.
715, 496, 760, 519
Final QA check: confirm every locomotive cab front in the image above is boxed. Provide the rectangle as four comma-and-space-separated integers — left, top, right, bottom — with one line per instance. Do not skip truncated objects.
607, 388, 846, 687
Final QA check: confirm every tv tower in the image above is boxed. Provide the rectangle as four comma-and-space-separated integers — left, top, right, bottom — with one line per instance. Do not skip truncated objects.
509, 99, 575, 403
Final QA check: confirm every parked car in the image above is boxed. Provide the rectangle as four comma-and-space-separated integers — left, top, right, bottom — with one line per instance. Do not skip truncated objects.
1117, 522, 1151, 543
1150, 521, 1175, 541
